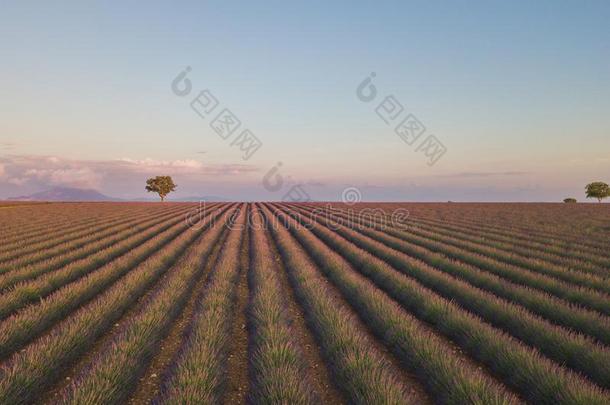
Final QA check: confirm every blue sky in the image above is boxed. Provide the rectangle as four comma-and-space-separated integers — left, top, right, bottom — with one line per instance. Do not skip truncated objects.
1, 1, 609, 201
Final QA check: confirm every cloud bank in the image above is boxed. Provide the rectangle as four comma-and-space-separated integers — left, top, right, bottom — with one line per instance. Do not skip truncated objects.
0, 155, 259, 199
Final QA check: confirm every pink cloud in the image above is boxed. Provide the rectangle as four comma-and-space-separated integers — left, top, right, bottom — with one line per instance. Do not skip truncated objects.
112, 158, 257, 176
0, 154, 259, 194
23, 167, 102, 188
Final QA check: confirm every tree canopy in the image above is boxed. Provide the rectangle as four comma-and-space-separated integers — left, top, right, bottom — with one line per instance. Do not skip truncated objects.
585, 182, 609, 203
563, 198, 577, 203
145, 176, 177, 202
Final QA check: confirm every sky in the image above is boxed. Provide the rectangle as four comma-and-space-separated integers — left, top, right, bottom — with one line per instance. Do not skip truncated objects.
0, 0, 609, 201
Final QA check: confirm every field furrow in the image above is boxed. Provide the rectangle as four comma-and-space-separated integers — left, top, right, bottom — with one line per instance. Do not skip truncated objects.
265, 204, 512, 405
155, 206, 247, 404
54, 206, 241, 404
257, 204, 345, 404
224, 206, 252, 404
0, 203, 182, 266
124, 209, 232, 404
0, 206, 224, 404
324, 204, 609, 276
0, 205, 205, 320
274, 204, 610, 404
0, 204, 112, 238
405, 205, 610, 256
288, 205, 610, 388
0, 204, 150, 251
0, 204, 200, 293
402, 214, 610, 274
385, 215, 610, 285
246, 204, 321, 404
0, 201, 606, 404
293, 204, 610, 343
0, 205, 229, 359
299, 204, 610, 315
0, 204, 191, 277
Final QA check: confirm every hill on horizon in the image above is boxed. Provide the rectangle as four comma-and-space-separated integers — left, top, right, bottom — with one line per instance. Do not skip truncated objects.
7, 186, 118, 202
6, 186, 230, 202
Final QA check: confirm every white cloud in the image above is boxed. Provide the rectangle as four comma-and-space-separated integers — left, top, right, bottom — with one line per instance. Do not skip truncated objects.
32, 168, 101, 188
115, 157, 257, 176
7, 177, 27, 186
0, 154, 259, 192
0, 142, 16, 151
117, 158, 205, 173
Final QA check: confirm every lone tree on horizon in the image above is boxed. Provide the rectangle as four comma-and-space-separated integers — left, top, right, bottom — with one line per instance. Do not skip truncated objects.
146, 176, 177, 202
585, 181, 609, 203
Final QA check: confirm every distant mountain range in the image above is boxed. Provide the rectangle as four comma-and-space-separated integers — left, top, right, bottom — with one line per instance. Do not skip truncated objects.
6, 186, 228, 202
7, 187, 119, 202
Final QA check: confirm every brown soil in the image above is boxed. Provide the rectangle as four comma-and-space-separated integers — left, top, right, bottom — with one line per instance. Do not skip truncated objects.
126, 218, 232, 404
289, 204, 522, 401
264, 203, 431, 404
223, 209, 251, 405
40, 231, 203, 404
39, 206, 229, 403
264, 217, 345, 405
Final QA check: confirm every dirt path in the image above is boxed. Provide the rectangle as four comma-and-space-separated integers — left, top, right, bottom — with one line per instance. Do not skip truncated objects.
264, 204, 431, 404
283, 204, 523, 401
223, 204, 251, 404
41, 236, 202, 403
263, 212, 345, 404
40, 205, 232, 403
126, 218, 232, 404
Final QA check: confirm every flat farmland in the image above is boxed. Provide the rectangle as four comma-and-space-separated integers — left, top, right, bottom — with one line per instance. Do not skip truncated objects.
0, 202, 608, 404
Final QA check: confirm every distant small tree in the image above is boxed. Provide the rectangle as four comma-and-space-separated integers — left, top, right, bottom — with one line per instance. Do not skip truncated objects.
563, 198, 577, 203
145, 176, 177, 202
585, 182, 609, 203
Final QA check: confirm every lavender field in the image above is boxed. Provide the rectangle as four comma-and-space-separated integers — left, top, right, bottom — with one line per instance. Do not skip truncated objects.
0, 202, 608, 404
